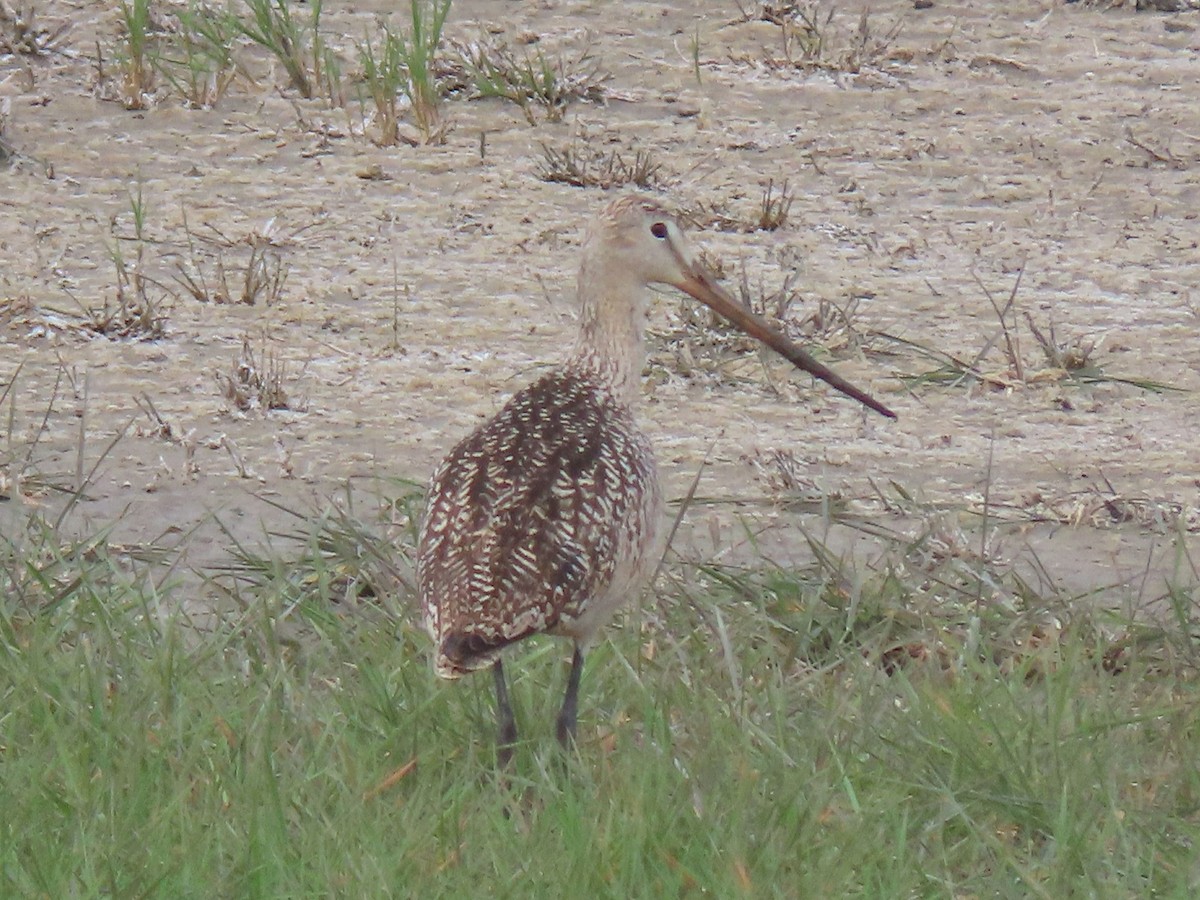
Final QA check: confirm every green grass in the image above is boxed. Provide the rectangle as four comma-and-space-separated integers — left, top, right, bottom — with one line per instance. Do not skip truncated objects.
357, 22, 407, 147
394, 0, 452, 143
154, 1, 246, 109
235, 0, 339, 102
2, 487, 1199, 896
357, 1, 452, 147
117, 0, 155, 109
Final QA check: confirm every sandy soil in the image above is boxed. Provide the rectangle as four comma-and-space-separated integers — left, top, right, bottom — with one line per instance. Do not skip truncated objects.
1, 0, 1198, 614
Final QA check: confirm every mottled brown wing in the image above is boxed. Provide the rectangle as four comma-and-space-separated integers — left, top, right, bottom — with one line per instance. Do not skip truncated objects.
417, 370, 655, 676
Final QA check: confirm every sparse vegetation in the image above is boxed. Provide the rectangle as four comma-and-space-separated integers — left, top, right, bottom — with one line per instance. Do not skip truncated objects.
688, 180, 797, 233
756, 178, 793, 230
658, 254, 872, 383
456, 34, 608, 124
154, 1, 247, 109
537, 138, 663, 189
68, 180, 168, 340
234, 0, 340, 102
173, 213, 289, 306
890, 267, 1180, 396
0, 360, 85, 509
116, 0, 156, 109
1070, 0, 1200, 10
216, 335, 303, 412
0, 0, 70, 55
357, 1, 452, 146
732, 1, 905, 74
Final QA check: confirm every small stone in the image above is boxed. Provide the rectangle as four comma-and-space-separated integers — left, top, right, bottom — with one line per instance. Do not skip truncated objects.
356, 163, 388, 181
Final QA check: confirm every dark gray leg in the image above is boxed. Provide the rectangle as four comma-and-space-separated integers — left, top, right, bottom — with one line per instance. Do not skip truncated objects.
555, 645, 584, 748
493, 659, 517, 768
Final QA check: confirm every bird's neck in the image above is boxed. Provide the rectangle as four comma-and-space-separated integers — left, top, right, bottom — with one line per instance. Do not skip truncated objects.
566, 261, 648, 406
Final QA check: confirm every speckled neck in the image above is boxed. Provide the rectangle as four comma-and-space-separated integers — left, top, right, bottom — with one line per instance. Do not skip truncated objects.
566, 248, 649, 406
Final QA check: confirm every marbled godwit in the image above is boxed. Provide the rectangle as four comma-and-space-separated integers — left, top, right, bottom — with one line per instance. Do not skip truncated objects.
418, 196, 894, 764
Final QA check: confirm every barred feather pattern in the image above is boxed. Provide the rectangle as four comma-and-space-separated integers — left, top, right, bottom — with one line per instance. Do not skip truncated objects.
418, 364, 663, 679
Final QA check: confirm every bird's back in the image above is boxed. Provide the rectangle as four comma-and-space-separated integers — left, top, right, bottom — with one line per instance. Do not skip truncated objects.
418, 367, 662, 678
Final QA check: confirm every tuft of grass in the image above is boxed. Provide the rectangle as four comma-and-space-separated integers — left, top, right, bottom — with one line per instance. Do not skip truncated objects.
1, 361, 90, 509
1023, 311, 1095, 372
116, 0, 156, 109
1, 507, 176, 618
357, 22, 406, 147
172, 212, 289, 306
234, 0, 340, 102
357, 1, 452, 147
67, 180, 168, 339
537, 138, 663, 190
212, 485, 419, 612
687, 180, 796, 233
834, 6, 905, 73
889, 266, 1183, 397
215, 335, 305, 413
756, 178, 794, 231
733, 1, 905, 75
397, 0, 452, 142
154, 1, 247, 109
455, 34, 608, 125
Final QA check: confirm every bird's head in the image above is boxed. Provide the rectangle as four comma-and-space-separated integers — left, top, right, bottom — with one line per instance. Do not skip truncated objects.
584, 195, 896, 419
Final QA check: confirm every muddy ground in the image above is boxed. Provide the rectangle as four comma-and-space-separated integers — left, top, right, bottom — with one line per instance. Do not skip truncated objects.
1, 0, 1198, 617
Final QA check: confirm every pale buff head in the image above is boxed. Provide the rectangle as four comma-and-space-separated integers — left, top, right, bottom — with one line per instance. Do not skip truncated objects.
581, 196, 703, 291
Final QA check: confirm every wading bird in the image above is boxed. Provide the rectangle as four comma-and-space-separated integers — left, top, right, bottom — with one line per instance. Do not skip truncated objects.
418, 196, 894, 765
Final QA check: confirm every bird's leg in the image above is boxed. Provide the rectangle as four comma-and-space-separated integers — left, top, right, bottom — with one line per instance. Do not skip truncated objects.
555, 645, 585, 748
492, 659, 517, 768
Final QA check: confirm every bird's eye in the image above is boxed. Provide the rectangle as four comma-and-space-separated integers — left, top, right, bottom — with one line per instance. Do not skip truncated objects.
650, 222, 668, 239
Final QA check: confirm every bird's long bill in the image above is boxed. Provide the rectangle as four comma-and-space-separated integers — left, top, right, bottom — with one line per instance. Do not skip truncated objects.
674, 262, 897, 419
